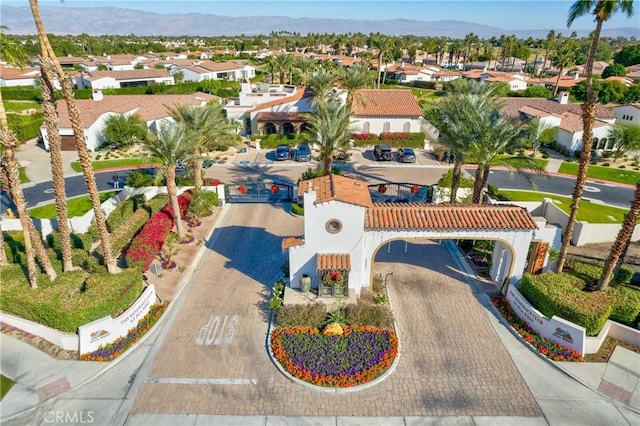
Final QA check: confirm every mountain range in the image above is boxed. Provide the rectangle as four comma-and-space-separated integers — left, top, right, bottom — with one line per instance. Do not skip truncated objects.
2, 5, 638, 39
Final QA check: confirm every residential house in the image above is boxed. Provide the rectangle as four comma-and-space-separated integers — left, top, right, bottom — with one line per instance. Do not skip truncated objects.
500, 93, 617, 152
0, 65, 42, 87
351, 89, 423, 134
55, 55, 86, 69
76, 69, 174, 90
604, 76, 635, 87
625, 65, 640, 84
171, 60, 255, 82
40, 91, 215, 151
538, 72, 585, 93
463, 70, 529, 91
613, 104, 640, 125
95, 54, 138, 71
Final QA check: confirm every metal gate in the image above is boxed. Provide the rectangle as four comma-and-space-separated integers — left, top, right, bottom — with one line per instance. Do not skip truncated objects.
368, 183, 434, 203
225, 181, 294, 203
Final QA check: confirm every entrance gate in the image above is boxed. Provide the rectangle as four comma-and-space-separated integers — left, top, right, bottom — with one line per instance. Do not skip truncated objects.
226, 181, 293, 203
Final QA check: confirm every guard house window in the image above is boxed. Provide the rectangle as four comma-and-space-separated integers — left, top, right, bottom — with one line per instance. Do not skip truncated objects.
325, 219, 343, 234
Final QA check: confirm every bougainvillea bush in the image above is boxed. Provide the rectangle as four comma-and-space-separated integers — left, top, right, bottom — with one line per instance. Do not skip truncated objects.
80, 303, 166, 362
271, 325, 398, 387
492, 297, 583, 362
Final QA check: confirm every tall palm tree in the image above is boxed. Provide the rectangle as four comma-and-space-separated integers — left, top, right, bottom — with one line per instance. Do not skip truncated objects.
0, 131, 57, 285
0, 25, 29, 267
167, 102, 238, 190
337, 64, 371, 108
596, 181, 640, 291
38, 57, 74, 272
271, 54, 295, 84
307, 69, 337, 106
371, 34, 392, 89
467, 110, 530, 204
425, 79, 502, 203
541, 30, 556, 75
29, 0, 119, 274
556, 0, 635, 273
295, 56, 317, 86
552, 35, 579, 96
306, 101, 354, 175
142, 123, 196, 240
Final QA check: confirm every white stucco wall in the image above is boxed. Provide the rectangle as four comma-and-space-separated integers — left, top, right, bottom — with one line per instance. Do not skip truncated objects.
613, 105, 640, 125
351, 116, 421, 135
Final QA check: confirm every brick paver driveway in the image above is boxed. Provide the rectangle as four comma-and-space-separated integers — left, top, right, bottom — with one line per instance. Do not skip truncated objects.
132, 204, 541, 417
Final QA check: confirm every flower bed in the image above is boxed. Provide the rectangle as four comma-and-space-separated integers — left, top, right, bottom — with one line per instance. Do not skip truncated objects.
80, 303, 166, 362
492, 297, 583, 362
270, 325, 398, 387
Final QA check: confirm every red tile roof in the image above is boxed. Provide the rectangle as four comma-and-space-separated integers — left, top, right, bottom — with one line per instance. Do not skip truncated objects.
500, 97, 615, 120
364, 203, 537, 231
317, 253, 351, 271
351, 89, 423, 117
281, 237, 304, 250
298, 174, 373, 208
84, 69, 171, 81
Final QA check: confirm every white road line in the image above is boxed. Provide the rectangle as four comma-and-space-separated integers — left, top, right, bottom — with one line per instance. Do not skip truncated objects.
145, 377, 258, 385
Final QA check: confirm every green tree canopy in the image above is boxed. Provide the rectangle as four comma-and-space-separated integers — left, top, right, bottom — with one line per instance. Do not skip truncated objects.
613, 44, 640, 66
101, 114, 148, 148
602, 62, 627, 78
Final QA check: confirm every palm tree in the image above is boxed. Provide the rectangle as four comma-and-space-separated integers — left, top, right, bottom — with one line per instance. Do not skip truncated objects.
0, 25, 29, 267
467, 110, 530, 204
0, 131, 57, 285
541, 30, 556, 75
167, 101, 238, 190
29, 0, 119, 274
556, 0, 635, 274
142, 123, 196, 240
295, 56, 317, 86
371, 34, 392, 89
337, 64, 371, 108
271, 54, 295, 84
307, 69, 337, 106
425, 79, 502, 203
552, 35, 579, 96
306, 101, 354, 175
39, 57, 74, 271
596, 181, 640, 291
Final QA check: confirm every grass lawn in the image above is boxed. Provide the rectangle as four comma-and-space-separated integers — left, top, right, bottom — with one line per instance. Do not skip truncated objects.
558, 162, 640, 186
3, 101, 40, 111
1, 375, 14, 400
71, 157, 160, 172
18, 167, 29, 184
28, 191, 116, 219
500, 190, 631, 223
497, 155, 549, 170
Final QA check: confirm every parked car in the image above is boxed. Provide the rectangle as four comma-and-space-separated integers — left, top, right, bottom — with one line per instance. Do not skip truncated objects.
296, 143, 311, 162
397, 147, 416, 163
373, 144, 393, 161
202, 160, 214, 168
275, 144, 290, 161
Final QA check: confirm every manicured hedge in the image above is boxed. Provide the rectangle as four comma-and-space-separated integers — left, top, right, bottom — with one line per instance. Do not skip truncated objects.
106, 194, 147, 232
519, 273, 613, 336
0, 265, 143, 332
251, 133, 311, 148
608, 284, 640, 326
351, 132, 425, 148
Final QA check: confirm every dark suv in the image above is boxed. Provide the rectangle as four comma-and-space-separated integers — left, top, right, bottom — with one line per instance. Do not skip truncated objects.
373, 144, 393, 161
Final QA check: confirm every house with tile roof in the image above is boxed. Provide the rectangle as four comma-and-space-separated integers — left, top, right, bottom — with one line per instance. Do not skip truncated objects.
0, 65, 44, 88
351, 89, 424, 134
500, 94, 617, 152
171, 60, 255, 82
284, 174, 544, 296
39, 91, 215, 151
76, 69, 174, 90
463, 70, 529, 91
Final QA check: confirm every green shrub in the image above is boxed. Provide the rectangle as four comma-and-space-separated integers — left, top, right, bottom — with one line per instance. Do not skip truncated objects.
437, 169, 474, 188
291, 203, 304, 216
125, 170, 156, 188
187, 189, 218, 218
251, 133, 311, 148
0, 266, 143, 332
519, 273, 613, 335
106, 194, 146, 232
344, 303, 394, 328
602, 162, 610, 167
269, 279, 286, 312
616, 265, 634, 285
275, 304, 327, 327
542, 151, 550, 159
608, 284, 640, 327
378, 132, 425, 148
566, 260, 605, 290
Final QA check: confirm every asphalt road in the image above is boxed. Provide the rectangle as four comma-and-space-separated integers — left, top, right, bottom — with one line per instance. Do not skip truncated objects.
466, 168, 635, 209
1, 163, 634, 212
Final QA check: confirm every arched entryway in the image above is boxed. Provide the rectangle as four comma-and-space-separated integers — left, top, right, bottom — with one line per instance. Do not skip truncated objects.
264, 123, 277, 134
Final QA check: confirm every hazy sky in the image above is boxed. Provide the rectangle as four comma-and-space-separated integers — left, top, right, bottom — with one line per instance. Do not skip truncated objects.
9, 0, 639, 30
